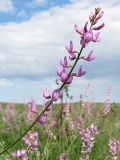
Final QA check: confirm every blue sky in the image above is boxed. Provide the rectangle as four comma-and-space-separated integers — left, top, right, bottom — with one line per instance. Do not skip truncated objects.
0, 0, 120, 103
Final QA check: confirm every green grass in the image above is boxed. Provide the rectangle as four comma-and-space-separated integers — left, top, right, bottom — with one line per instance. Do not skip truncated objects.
0, 102, 120, 160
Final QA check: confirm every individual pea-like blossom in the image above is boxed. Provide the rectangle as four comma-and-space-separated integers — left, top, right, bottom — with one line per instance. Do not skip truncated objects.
109, 138, 120, 160
103, 86, 112, 116
92, 23, 105, 30
22, 131, 39, 151
12, 149, 28, 160
28, 98, 37, 113
73, 66, 86, 77
80, 124, 98, 154
82, 50, 95, 61
60, 56, 71, 68
57, 65, 64, 76
52, 89, 61, 102
43, 88, 51, 99
66, 40, 77, 60
39, 114, 47, 124
60, 69, 68, 82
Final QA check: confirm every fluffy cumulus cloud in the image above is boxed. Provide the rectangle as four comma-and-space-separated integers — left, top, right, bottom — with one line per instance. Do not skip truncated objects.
0, 0, 15, 12
0, 0, 120, 102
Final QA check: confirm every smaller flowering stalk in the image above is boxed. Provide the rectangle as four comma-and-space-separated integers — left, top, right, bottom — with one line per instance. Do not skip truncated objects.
22, 131, 39, 151
82, 83, 94, 119
12, 149, 28, 160
75, 115, 84, 131
109, 138, 120, 160
80, 124, 98, 159
103, 86, 112, 116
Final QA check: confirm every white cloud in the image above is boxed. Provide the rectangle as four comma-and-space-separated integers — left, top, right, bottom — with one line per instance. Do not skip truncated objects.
0, 0, 15, 12
0, 0, 120, 102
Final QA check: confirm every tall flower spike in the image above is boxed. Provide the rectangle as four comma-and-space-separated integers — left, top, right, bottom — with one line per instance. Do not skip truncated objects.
43, 88, 51, 99
60, 56, 70, 68
82, 50, 95, 61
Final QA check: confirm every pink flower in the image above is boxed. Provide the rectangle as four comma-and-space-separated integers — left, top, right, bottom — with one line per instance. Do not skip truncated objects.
29, 98, 37, 113
66, 40, 77, 54
39, 114, 47, 124
92, 32, 100, 42
12, 149, 26, 158
43, 88, 51, 99
66, 41, 77, 60
60, 70, 68, 82
92, 23, 105, 30
83, 31, 93, 43
74, 24, 84, 36
57, 65, 64, 76
52, 89, 61, 102
77, 66, 86, 77
60, 56, 70, 68
82, 50, 95, 61
74, 66, 86, 77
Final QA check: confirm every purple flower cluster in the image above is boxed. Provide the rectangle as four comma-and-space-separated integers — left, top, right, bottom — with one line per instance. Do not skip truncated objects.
75, 7, 104, 47
12, 149, 28, 160
80, 124, 98, 154
41, 7, 104, 125
109, 138, 120, 160
22, 131, 39, 151
76, 115, 84, 131
103, 86, 112, 116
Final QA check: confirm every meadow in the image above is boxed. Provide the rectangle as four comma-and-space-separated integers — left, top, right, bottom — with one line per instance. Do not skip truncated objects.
0, 101, 120, 160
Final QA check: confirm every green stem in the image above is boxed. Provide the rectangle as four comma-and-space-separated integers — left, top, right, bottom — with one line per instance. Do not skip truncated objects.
0, 137, 14, 159
0, 46, 84, 156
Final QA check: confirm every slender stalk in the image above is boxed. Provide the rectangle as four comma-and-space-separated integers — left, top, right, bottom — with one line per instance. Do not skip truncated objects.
0, 137, 14, 159
0, 46, 84, 156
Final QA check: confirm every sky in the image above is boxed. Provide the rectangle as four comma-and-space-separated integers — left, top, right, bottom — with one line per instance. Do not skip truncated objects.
0, 0, 120, 104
